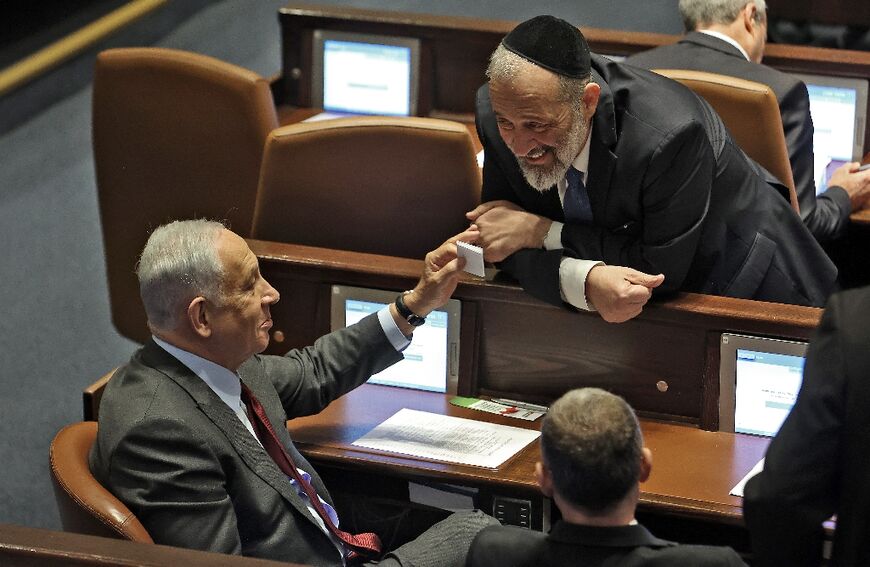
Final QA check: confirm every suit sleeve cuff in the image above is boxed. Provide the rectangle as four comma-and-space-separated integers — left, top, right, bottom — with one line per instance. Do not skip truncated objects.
377, 307, 411, 352
560, 258, 605, 311
820, 185, 852, 216
543, 221, 564, 250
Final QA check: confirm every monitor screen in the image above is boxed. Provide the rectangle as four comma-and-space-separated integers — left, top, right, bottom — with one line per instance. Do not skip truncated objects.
719, 333, 808, 437
311, 30, 420, 117
330, 285, 460, 394
733, 349, 805, 437
791, 73, 868, 194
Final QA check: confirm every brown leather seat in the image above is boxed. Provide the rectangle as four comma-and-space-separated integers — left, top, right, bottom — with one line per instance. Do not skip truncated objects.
93, 47, 279, 343
251, 116, 481, 259
653, 69, 800, 213
49, 421, 153, 543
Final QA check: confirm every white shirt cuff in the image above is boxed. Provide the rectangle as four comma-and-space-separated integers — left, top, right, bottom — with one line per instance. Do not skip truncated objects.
543, 221, 564, 250
560, 258, 605, 311
377, 307, 412, 352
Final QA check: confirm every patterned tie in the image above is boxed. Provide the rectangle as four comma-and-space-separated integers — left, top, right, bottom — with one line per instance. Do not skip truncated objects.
563, 166, 593, 224
240, 383, 382, 562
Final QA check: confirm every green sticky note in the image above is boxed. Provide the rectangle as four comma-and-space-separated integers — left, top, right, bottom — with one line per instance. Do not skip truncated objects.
449, 396, 480, 408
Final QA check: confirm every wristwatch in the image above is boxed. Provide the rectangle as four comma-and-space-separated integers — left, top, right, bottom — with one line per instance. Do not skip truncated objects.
395, 291, 426, 327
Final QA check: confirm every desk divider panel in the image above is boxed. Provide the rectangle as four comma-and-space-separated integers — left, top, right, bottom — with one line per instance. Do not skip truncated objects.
250, 239, 821, 431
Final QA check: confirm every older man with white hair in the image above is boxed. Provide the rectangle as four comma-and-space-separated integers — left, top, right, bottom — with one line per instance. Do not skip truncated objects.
90, 219, 496, 566
627, 0, 870, 242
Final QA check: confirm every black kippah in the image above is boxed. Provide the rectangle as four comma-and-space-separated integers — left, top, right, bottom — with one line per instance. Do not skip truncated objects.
502, 15, 591, 79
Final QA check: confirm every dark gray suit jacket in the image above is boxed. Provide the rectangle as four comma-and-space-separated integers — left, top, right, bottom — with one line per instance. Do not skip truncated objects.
476, 54, 837, 308
626, 31, 851, 242
744, 287, 870, 566
466, 522, 746, 566
90, 313, 402, 566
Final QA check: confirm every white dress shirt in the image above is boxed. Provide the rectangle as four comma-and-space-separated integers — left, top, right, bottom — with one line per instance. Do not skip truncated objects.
698, 29, 751, 61
152, 307, 406, 564
542, 126, 605, 311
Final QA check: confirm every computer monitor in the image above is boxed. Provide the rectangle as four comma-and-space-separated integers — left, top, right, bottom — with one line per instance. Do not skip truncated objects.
791, 73, 868, 194
718, 333, 808, 437
310, 30, 420, 117
330, 285, 460, 394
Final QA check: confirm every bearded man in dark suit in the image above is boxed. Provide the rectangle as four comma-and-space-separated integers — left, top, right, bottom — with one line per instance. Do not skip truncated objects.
467, 15, 837, 321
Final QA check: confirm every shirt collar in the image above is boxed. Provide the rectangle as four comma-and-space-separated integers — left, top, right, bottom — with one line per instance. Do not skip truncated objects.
152, 335, 242, 410
697, 29, 750, 61
547, 521, 676, 548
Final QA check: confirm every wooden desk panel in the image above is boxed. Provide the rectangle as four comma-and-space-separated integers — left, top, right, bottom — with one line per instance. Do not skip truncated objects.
287, 384, 768, 526
289, 384, 540, 494
250, 238, 821, 430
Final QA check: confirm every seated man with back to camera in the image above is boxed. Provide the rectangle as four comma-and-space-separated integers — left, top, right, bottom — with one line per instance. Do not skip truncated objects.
626, 0, 870, 243
90, 219, 497, 566
468, 15, 836, 323
466, 387, 746, 566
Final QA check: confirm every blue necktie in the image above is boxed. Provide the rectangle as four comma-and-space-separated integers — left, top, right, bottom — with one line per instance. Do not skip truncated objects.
563, 166, 593, 224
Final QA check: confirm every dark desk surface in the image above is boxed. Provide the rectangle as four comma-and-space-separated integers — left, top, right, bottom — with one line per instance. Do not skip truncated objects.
287, 384, 768, 526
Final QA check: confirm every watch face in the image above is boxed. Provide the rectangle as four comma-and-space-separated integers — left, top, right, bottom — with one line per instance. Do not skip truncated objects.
407, 314, 426, 327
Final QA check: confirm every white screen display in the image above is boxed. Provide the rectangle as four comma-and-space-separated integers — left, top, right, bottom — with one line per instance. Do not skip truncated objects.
805, 84, 858, 194
345, 299, 449, 392
734, 349, 805, 437
322, 40, 412, 116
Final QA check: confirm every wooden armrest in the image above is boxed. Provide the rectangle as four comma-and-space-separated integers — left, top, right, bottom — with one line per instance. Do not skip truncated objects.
83, 369, 116, 421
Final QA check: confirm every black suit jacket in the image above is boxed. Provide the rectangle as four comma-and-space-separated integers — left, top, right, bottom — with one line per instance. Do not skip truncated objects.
90, 313, 403, 566
476, 54, 836, 308
466, 522, 746, 566
744, 287, 870, 566
626, 31, 851, 241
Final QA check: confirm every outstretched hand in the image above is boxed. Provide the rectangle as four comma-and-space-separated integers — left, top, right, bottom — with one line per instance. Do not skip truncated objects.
586, 265, 665, 323
827, 162, 870, 210
399, 227, 480, 325
466, 200, 552, 262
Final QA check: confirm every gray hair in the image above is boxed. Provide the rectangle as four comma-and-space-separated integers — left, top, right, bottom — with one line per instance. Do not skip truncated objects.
486, 43, 589, 107
136, 219, 226, 332
679, 0, 766, 31
541, 388, 643, 512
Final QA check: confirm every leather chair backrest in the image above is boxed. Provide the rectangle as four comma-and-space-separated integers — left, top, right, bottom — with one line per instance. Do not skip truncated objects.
49, 421, 153, 543
93, 47, 279, 343
653, 68, 800, 213
251, 116, 481, 259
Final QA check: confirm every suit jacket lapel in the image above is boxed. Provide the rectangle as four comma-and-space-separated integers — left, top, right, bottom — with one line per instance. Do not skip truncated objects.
140, 341, 320, 523
588, 65, 618, 217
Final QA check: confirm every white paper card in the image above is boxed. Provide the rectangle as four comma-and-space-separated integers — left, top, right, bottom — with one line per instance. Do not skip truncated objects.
730, 458, 764, 497
457, 241, 485, 278
352, 408, 540, 469
467, 399, 544, 421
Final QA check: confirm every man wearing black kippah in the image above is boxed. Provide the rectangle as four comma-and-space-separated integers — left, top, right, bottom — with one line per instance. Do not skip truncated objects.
468, 15, 836, 322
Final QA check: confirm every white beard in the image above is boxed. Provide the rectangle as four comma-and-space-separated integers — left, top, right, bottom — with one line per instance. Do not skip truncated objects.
517, 107, 587, 193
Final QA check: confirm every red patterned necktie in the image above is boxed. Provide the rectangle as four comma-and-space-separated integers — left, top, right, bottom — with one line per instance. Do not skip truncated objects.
239, 383, 382, 561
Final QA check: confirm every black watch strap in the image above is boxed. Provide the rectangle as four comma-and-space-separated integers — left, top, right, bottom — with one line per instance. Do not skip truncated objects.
395, 291, 426, 327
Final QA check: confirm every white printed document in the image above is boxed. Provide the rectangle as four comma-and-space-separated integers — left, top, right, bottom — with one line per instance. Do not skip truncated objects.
352, 408, 540, 469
